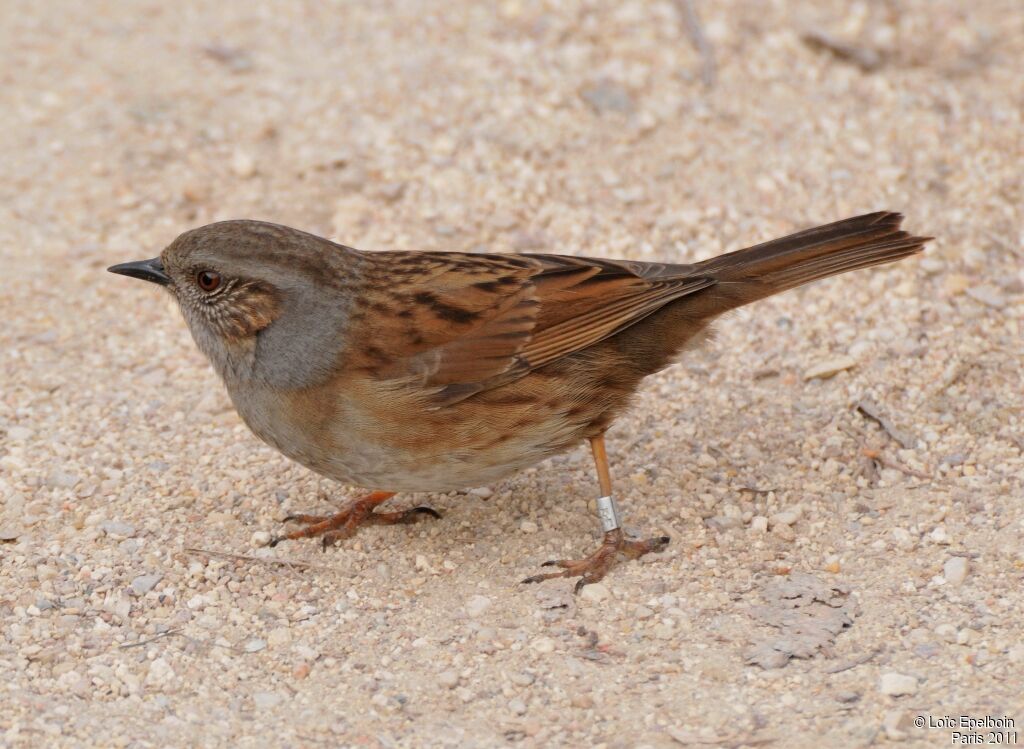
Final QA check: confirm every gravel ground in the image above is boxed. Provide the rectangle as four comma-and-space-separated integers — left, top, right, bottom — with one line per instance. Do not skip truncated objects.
2, 1, 1022, 747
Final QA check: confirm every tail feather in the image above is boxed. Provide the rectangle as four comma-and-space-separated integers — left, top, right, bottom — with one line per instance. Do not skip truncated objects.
692, 211, 929, 311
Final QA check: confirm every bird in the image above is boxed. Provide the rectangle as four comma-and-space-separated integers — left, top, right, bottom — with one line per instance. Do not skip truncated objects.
108, 211, 929, 591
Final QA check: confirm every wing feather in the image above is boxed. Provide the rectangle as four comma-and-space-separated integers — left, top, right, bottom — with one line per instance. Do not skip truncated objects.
350, 250, 715, 406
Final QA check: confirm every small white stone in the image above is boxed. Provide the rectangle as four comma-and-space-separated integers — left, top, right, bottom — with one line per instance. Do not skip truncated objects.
943, 556, 968, 585
465, 595, 492, 618
268, 627, 292, 647
966, 284, 1006, 308
531, 636, 555, 654
130, 573, 163, 596
804, 355, 857, 380
769, 511, 799, 527
244, 639, 267, 653
251, 531, 271, 547
231, 149, 256, 178
510, 671, 535, 687
750, 516, 768, 533
579, 583, 610, 603
6, 426, 32, 441
253, 691, 283, 709
469, 487, 493, 498
934, 624, 957, 643
508, 698, 527, 715
883, 709, 911, 740
696, 452, 717, 468
293, 644, 320, 661
956, 629, 976, 645
634, 605, 654, 619
438, 670, 459, 688
145, 657, 174, 687
879, 672, 918, 696
519, 520, 538, 534
891, 528, 915, 551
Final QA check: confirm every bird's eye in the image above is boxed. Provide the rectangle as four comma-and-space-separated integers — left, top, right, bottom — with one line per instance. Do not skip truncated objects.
196, 271, 221, 292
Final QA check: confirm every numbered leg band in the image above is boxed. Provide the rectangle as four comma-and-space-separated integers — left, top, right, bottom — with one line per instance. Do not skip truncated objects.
596, 495, 622, 532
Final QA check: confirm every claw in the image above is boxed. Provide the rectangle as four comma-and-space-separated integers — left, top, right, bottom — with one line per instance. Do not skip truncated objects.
267, 491, 442, 549
521, 530, 671, 591
411, 506, 442, 520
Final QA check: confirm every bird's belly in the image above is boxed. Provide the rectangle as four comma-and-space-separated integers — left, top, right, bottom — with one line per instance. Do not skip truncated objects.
226, 376, 588, 493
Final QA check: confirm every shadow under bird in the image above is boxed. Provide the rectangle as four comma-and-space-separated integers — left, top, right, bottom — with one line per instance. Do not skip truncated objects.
109, 212, 929, 591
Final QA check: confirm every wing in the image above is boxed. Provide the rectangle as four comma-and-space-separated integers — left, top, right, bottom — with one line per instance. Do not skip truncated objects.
346, 250, 716, 406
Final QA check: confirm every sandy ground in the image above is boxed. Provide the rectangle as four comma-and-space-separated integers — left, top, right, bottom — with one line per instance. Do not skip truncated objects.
1, 1, 1022, 747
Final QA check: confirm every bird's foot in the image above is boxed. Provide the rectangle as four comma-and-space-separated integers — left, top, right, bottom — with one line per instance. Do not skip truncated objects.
521, 529, 670, 593
269, 491, 440, 550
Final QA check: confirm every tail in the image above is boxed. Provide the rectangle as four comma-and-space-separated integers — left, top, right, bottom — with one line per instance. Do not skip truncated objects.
690, 212, 930, 314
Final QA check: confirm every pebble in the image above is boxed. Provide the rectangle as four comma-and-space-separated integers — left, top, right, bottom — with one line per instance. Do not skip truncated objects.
879, 672, 918, 696
750, 516, 768, 533
438, 670, 459, 688
580, 79, 634, 114
634, 605, 655, 619
268, 628, 292, 648
130, 573, 162, 596
293, 645, 319, 661
531, 637, 555, 654
45, 470, 79, 489
965, 284, 1006, 308
251, 531, 271, 547
943, 557, 969, 585
465, 595, 492, 618
145, 657, 174, 687
803, 356, 857, 380
771, 524, 796, 542
934, 624, 957, 643
891, 528, 916, 551
244, 639, 267, 653
579, 583, 610, 603
231, 150, 256, 178
519, 520, 538, 534
769, 510, 799, 527
253, 692, 283, 709
508, 698, 527, 715
510, 671, 535, 687
882, 710, 912, 740
100, 521, 135, 538
6, 426, 32, 441
469, 487, 493, 499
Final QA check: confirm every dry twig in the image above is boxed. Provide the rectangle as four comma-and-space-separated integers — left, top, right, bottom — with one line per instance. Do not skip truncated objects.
861, 447, 930, 480
183, 546, 328, 572
856, 398, 916, 449
673, 0, 717, 87
801, 30, 882, 71
825, 648, 880, 674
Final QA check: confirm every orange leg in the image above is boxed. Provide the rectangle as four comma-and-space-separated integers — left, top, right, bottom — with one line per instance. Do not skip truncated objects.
269, 491, 440, 551
522, 435, 670, 593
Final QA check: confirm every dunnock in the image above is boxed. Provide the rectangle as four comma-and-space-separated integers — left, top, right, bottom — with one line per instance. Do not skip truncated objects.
109, 211, 928, 590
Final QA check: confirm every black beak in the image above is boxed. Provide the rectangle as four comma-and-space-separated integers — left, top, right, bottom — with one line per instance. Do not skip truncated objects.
107, 257, 171, 286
